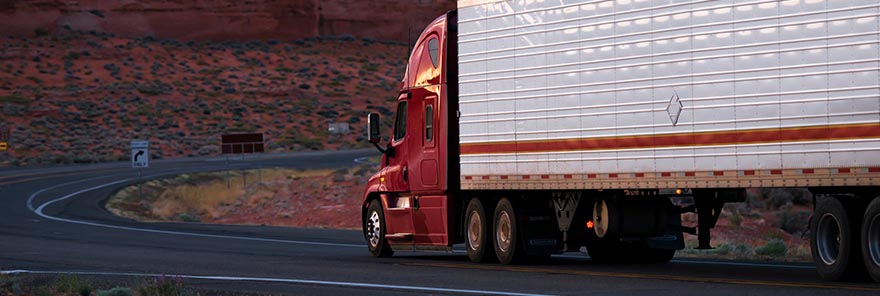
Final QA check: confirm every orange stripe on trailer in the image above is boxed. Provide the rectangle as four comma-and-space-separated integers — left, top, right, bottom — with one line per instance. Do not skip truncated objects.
460, 123, 880, 154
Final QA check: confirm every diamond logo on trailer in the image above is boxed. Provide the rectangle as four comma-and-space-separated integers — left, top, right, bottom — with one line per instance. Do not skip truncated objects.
666, 91, 683, 126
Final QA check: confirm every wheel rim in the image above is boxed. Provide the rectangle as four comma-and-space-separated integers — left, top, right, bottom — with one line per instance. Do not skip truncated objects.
468, 211, 482, 250
816, 213, 842, 265
367, 210, 381, 248
497, 211, 512, 253
869, 212, 880, 267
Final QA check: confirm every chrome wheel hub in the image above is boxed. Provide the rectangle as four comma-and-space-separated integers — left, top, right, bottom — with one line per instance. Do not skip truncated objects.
468, 211, 482, 250
497, 211, 512, 253
367, 210, 381, 248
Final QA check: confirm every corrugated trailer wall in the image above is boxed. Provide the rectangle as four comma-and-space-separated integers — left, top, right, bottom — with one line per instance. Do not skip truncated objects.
456, 0, 880, 190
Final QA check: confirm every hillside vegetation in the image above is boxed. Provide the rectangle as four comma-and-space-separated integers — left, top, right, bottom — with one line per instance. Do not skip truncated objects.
0, 28, 404, 166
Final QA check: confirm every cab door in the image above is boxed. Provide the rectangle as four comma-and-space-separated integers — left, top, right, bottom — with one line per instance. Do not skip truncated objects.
408, 33, 448, 246
382, 97, 414, 245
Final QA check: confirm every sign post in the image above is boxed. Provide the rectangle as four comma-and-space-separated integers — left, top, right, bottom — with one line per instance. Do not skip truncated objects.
131, 140, 149, 200
221, 133, 265, 194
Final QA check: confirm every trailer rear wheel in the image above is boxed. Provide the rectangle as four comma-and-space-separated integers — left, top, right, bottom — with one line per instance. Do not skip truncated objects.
494, 198, 524, 264
861, 198, 880, 282
811, 196, 862, 280
365, 200, 393, 257
465, 198, 495, 263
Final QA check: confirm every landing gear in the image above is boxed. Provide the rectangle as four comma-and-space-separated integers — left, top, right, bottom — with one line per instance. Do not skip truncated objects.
365, 200, 393, 257
465, 198, 495, 263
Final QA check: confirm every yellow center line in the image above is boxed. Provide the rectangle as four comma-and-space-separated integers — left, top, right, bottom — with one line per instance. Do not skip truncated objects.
405, 262, 880, 292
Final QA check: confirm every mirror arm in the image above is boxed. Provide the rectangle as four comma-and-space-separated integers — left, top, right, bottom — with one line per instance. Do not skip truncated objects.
372, 142, 387, 154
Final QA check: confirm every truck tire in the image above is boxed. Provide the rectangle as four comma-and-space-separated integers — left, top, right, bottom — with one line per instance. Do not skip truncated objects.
494, 198, 525, 264
365, 200, 393, 257
465, 198, 495, 263
811, 196, 862, 280
861, 198, 880, 282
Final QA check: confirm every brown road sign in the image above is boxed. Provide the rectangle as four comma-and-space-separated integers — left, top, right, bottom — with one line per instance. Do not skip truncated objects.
221, 133, 264, 154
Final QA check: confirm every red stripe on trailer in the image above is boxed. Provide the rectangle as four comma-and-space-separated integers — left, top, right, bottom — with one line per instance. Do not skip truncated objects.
635, 173, 645, 178
465, 176, 473, 180
838, 168, 851, 173
661, 172, 671, 177
802, 169, 815, 174
587, 174, 597, 178
609, 174, 618, 178
743, 170, 755, 176
771, 170, 782, 175
541, 175, 549, 179
564, 174, 573, 179
500, 175, 508, 180
870, 167, 880, 173
713, 171, 724, 176
482, 176, 490, 180
685, 172, 695, 177
522, 175, 530, 180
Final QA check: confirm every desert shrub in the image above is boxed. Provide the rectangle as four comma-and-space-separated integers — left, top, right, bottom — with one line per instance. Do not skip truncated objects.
763, 188, 811, 209
729, 213, 743, 227
0, 94, 31, 104
55, 274, 91, 296
97, 287, 133, 296
2, 103, 26, 116
755, 238, 787, 257
0, 273, 22, 295
137, 275, 187, 296
197, 145, 219, 156
178, 213, 200, 222
776, 203, 811, 234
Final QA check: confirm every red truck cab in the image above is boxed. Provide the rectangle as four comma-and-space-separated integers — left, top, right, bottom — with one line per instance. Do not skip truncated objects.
362, 12, 460, 256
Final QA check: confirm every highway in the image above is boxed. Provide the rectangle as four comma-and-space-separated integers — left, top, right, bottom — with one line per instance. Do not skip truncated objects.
1, 149, 878, 295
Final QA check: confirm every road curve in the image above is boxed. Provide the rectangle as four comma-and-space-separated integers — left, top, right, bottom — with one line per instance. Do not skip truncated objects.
1, 150, 878, 295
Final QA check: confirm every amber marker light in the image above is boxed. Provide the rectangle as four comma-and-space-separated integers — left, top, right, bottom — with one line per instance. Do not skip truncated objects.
586, 220, 594, 229
675, 188, 683, 195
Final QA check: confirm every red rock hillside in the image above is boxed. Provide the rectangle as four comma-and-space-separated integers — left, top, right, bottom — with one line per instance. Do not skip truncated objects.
0, 0, 456, 42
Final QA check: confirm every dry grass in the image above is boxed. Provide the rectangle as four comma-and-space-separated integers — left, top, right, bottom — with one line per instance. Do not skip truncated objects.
106, 165, 368, 228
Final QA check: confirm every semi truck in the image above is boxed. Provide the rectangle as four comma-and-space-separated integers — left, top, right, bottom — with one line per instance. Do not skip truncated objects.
361, 0, 880, 282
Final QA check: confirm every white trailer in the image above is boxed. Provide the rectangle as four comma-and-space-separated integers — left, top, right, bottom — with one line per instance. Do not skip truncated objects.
457, 0, 880, 190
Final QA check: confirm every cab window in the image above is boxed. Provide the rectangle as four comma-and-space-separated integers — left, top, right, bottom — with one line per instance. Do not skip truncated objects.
393, 102, 408, 141
425, 104, 434, 142
427, 38, 439, 68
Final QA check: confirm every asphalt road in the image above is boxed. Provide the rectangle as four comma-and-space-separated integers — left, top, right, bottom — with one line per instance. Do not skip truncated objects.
1, 149, 878, 295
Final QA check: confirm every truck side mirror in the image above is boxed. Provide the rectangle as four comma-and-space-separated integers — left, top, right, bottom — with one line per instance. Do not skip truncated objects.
367, 113, 381, 144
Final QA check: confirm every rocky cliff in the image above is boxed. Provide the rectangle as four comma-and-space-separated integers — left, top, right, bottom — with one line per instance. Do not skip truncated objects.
0, 0, 456, 41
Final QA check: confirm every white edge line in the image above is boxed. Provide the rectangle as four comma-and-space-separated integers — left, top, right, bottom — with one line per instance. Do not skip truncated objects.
30, 170, 363, 249
0, 270, 553, 296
